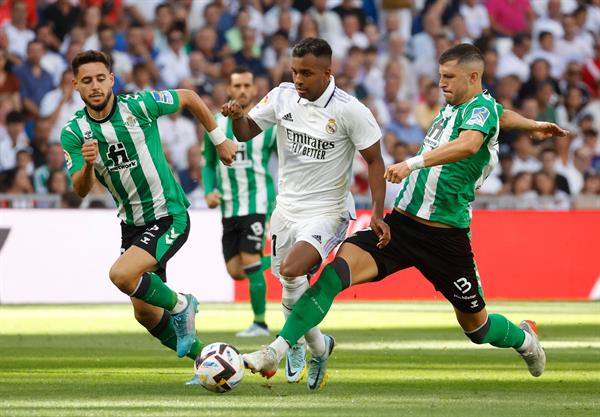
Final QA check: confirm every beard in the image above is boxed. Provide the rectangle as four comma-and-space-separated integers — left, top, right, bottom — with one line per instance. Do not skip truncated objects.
84, 91, 113, 112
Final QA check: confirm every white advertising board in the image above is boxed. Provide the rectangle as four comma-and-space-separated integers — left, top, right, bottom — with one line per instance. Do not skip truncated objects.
0, 210, 233, 303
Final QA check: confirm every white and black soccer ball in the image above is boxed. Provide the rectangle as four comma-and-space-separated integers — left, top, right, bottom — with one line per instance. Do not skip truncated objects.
194, 342, 245, 393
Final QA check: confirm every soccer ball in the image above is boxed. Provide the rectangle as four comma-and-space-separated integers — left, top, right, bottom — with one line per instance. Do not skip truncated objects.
194, 342, 245, 393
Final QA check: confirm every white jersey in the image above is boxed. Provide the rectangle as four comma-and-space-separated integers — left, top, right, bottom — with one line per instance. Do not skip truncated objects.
249, 78, 381, 219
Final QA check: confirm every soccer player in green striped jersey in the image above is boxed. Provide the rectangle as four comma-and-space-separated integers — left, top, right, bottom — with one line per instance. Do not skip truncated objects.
60, 51, 237, 367
243, 44, 569, 384
203, 67, 277, 337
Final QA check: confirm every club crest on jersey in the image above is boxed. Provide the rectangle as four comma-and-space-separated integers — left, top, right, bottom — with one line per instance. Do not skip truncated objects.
83, 129, 93, 141
466, 107, 490, 127
124, 115, 138, 128
64, 150, 72, 169
325, 119, 337, 134
255, 94, 269, 109
151, 90, 173, 105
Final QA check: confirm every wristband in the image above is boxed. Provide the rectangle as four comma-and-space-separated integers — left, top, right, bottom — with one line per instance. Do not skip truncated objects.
405, 155, 425, 171
207, 127, 227, 146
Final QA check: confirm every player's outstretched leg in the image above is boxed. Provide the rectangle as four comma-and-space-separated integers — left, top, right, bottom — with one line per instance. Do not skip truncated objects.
243, 258, 350, 381
463, 313, 545, 377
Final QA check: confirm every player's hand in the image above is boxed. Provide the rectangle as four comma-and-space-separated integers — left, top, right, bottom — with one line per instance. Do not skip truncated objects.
384, 162, 411, 183
81, 139, 98, 166
205, 191, 221, 208
370, 217, 391, 248
216, 140, 237, 166
221, 100, 244, 120
529, 121, 569, 140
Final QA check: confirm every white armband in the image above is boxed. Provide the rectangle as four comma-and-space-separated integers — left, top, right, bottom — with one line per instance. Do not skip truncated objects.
207, 127, 227, 146
405, 155, 425, 171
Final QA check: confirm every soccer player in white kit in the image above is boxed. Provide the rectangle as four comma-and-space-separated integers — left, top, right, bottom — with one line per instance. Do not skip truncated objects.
221, 37, 390, 390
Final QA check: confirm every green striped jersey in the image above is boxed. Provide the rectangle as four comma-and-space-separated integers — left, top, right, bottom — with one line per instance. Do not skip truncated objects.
395, 92, 503, 228
60, 89, 190, 226
203, 113, 277, 218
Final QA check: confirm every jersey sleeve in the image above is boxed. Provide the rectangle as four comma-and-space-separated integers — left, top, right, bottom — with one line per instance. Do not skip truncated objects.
458, 99, 503, 140
60, 125, 84, 175
342, 99, 382, 151
248, 87, 279, 130
139, 89, 180, 120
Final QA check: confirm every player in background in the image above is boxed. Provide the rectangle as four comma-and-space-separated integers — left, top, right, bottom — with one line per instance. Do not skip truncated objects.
243, 44, 569, 385
221, 37, 390, 390
60, 50, 236, 366
203, 67, 277, 337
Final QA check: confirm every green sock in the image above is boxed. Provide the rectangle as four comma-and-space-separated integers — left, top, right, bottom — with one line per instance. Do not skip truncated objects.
279, 264, 343, 346
132, 273, 177, 311
244, 264, 267, 323
261, 255, 271, 271
150, 311, 204, 360
481, 313, 526, 348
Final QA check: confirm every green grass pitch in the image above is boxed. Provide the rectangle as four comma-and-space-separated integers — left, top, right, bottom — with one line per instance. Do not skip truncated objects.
1, 301, 599, 417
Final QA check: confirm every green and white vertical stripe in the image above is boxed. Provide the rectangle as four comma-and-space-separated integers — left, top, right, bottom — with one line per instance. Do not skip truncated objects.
61, 92, 189, 226
212, 114, 276, 218
395, 92, 502, 229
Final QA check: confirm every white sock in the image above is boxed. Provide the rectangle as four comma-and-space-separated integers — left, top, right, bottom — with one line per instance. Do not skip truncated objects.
305, 327, 326, 357
170, 293, 188, 314
516, 331, 533, 353
270, 336, 290, 362
281, 276, 309, 345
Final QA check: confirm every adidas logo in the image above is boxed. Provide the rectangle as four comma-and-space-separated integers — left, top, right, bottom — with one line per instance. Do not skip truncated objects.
312, 234, 322, 244
282, 113, 294, 122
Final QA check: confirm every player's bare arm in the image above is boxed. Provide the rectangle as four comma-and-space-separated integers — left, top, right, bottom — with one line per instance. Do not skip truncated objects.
71, 139, 98, 197
500, 109, 569, 140
221, 99, 263, 141
385, 130, 484, 183
360, 141, 391, 248
176, 89, 236, 165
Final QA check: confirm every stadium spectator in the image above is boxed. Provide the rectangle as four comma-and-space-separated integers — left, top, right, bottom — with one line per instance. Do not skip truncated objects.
15, 148, 33, 177
46, 168, 69, 195
15, 40, 54, 119
409, 11, 441, 62
98, 24, 133, 84
124, 23, 159, 82
39, 70, 84, 143
191, 26, 221, 78
415, 82, 442, 132
385, 101, 424, 155
560, 62, 592, 101
533, 170, 570, 209
539, 147, 571, 194
0, 110, 28, 171
0, 166, 33, 194
535, 81, 558, 123
60, 190, 82, 208
497, 33, 531, 82
42, 0, 81, 42
187, 52, 216, 96
556, 15, 594, 66
35, 23, 67, 86
264, 0, 301, 37
29, 117, 51, 167
555, 87, 586, 134
528, 31, 562, 79
3, 0, 34, 60
297, 13, 320, 41
511, 132, 542, 175
234, 28, 265, 76
178, 143, 203, 195
153, 3, 175, 53
225, 8, 254, 54
482, 49, 499, 96
335, 14, 369, 58
0, 47, 21, 120
581, 42, 600, 98
487, 0, 533, 37
519, 59, 559, 101
554, 134, 583, 194
156, 25, 191, 89
308, 0, 343, 45
510, 171, 537, 208
532, 0, 564, 42
157, 111, 198, 172
262, 30, 292, 86
33, 143, 70, 194
459, 0, 490, 39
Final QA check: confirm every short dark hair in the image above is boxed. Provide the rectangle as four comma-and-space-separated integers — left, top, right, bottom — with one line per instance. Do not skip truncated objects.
292, 37, 332, 60
232, 65, 252, 76
6, 111, 25, 125
438, 43, 484, 66
71, 50, 111, 76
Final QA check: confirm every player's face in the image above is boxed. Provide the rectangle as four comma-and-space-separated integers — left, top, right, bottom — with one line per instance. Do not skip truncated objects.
228, 72, 256, 108
438, 60, 472, 105
291, 54, 331, 101
74, 62, 115, 112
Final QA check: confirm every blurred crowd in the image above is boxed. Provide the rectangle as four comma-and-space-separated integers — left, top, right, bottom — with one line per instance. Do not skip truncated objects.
0, 0, 599, 210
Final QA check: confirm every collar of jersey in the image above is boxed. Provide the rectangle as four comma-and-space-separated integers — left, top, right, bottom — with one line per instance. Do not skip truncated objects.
297, 76, 336, 108
85, 94, 118, 124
